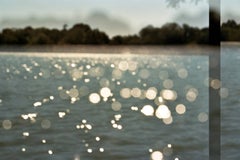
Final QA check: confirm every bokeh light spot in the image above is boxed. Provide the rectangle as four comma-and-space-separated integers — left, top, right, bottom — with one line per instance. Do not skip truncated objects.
176, 104, 186, 115
141, 105, 154, 116
2, 120, 12, 130
89, 93, 101, 104
155, 105, 171, 119
151, 151, 163, 160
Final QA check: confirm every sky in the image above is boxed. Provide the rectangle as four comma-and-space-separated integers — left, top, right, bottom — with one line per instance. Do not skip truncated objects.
0, 0, 239, 37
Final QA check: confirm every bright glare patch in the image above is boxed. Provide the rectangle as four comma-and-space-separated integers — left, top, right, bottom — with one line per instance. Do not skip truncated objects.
99, 148, 104, 152
155, 105, 171, 119
146, 87, 157, 100
2, 120, 12, 130
58, 112, 66, 118
198, 112, 208, 122
131, 106, 139, 111
23, 132, 30, 137
151, 151, 163, 160
161, 89, 177, 101
87, 148, 93, 153
114, 114, 122, 121
48, 150, 53, 155
141, 105, 154, 116
33, 101, 42, 107
22, 148, 26, 152
100, 87, 112, 98
89, 93, 101, 104
176, 104, 186, 115
96, 137, 100, 141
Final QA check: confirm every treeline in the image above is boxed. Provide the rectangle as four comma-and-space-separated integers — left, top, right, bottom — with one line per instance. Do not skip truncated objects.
221, 20, 240, 41
0, 20, 239, 45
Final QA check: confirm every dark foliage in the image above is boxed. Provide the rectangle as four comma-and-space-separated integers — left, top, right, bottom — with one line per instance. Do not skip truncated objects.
0, 20, 238, 45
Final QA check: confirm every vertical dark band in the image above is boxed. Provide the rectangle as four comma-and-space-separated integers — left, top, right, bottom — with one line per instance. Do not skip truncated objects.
209, 0, 221, 159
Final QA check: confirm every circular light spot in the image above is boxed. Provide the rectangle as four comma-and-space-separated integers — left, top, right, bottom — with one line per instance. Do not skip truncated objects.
120, 88, 132, 98
41, 119, 51, 129
111, 101, 122, 111
198, 112, 208, 122
141, 105, 154, 116
159, 71, 169, 80
128, 61, 138, 71
112, 69, 122, 79
219, 88, 229, 98
211, 79, 221, 89
2, 120, 12, 130
48, 150, 53, 155
87, 148, 93, 153
186, 88, 198, 102
151, 151, 163, 160
96, 137, 100, 141
163, 79, 174, 89
139, 69, 150, 79
89, 93, 101, 104
58, 112, 66, 118
118, 61, 129, 71
163, 116, 173, 125
99, 148, 104, 152
22, 148, 26, 152
176, 104, 186, 115
59, 90, 69, 100
155, 105, 171, 119
161, 90, 177, 101
131, 88, 141, 98
146, 87, 157, 100
178, 68, 188, 79
100, 87, 112, 98
99, 78, 110, 87
69, 88, 79, 98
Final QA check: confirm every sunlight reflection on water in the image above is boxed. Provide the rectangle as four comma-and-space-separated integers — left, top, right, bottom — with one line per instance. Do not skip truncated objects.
0, 51, 209, 159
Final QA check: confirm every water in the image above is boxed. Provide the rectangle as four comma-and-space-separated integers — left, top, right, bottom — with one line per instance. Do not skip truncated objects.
221, 44, 240, 159
0, 46, 210, 159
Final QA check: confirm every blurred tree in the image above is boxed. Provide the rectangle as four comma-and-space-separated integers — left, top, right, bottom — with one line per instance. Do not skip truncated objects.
221, 20, 240, 41
166, 0, 220, 45
1, 28, 18, 44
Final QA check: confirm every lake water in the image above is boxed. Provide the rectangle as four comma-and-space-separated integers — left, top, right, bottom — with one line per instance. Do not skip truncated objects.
0, 45, 237, 160
221, 44, 240, 159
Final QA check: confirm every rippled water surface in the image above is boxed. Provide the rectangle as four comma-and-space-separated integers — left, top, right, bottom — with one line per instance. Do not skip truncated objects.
0, 47, 210, 160
221, 44, 240, 159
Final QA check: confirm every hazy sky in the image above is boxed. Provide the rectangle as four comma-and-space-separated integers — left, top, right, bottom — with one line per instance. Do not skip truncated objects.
0, 0, 239, 37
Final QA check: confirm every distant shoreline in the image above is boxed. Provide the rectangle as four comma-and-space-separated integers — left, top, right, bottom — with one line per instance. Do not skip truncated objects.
0, 44, 223, 57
